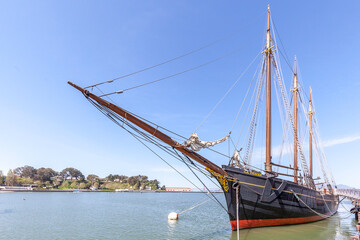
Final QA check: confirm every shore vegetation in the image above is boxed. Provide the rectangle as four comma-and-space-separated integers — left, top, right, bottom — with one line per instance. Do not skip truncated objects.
1, 166, 165, 191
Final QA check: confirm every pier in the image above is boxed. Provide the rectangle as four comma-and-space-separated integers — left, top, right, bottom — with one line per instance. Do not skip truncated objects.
337, 189, 360, 203
337, 188, 360, 239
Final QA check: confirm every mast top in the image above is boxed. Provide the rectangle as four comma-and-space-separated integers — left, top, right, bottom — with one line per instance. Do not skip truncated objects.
293, 56, 298, 89
266, 6, 271, 51
309, 87, 313, 113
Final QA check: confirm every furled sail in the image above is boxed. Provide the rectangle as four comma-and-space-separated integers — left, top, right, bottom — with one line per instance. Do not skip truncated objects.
184, 133, 229, 151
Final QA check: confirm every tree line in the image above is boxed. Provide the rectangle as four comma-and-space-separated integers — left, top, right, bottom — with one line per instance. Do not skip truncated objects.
0, 166, 165, 191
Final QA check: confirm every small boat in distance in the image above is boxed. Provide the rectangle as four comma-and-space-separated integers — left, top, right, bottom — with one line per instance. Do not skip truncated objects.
69, 6, 338, 230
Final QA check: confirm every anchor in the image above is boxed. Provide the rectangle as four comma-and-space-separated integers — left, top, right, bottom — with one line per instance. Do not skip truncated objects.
260, 178, 287, 203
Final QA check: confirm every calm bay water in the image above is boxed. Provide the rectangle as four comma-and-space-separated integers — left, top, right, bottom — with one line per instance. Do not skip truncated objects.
0, 192, 356, 239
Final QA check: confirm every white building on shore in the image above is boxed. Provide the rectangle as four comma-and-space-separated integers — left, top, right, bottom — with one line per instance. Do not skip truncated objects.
0, 186, 33, 191
165, 187, 191, 192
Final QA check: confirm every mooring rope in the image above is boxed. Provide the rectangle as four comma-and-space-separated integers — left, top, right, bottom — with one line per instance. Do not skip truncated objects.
178, 198, 211, 215
340, 201, 352, 213
291, 190, 331, 219
321, 193, 334, 214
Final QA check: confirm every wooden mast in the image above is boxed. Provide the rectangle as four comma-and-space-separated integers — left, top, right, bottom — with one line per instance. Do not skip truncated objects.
67, 81, 228, 177
309, 87, 313, 178
265, 5, 272, 173
293, 56, 298, 183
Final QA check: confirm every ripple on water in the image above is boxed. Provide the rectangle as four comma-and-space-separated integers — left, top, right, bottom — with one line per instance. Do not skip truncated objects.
0, 192, 356, 240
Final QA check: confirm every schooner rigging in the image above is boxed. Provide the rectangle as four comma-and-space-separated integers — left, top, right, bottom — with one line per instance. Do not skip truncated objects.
69, 6, 338, 230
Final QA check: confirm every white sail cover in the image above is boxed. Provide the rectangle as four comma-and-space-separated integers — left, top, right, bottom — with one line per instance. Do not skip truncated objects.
184, 133, 229, 151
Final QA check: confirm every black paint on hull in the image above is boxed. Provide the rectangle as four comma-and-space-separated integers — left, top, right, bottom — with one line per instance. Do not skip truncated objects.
212, 166, 339, 230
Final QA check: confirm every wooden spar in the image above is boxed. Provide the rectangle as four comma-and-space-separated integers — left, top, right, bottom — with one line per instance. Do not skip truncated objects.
271, 162, 300, 171
309, 87, 313, 178
265, 5, 272, 173
293, 57, 298, 183
67, 81, 228, 177
276, 172, 303, 179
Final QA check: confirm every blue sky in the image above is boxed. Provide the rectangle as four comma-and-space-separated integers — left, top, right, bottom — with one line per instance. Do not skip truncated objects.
0, 1, 359, 188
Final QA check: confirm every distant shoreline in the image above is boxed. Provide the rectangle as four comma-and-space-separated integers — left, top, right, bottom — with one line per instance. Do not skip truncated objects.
0, 190, 223, 193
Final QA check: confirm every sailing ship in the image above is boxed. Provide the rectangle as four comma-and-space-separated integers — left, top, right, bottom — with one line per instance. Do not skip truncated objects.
68, 6, 339, 230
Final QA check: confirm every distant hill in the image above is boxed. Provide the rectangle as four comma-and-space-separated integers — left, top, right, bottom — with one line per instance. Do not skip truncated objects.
337, 184, 355, 189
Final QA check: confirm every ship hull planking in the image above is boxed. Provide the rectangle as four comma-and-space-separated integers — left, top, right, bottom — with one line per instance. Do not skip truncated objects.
211, 166, 339, 230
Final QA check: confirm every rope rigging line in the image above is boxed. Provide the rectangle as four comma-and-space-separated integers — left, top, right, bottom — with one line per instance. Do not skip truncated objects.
247, 79, 266, 165
177, 151, 222, 188
229, 54, 264, 134
303, 90, 334, 187
128, 123, 219, 182
93, 95, 188, 141
271, 17, 320, 182
270, 15, 294, 75
84, 11, 266, 89
94, 86, 117, 105
296, 61, 311, 103
271, 31, 305, 176
174, 150, 229, 213
87, 96, 227, 189
243, 61, 265, 164
284, 58, 335, 189
298, 91, 312, 157
312, 128, 331, 187
91, 89, 232, 165
274, 73, 293, 169
230, 136, 267, 172
122, 109, 188, 140
88, 98, 191, 169
272, 56, 313, 188
310, 98, 336, 187
86, 97, 225, 198
235, 55, 266, 150
193, 51, 262, 133
98, 41, 257, 97
89, 86, 189, 143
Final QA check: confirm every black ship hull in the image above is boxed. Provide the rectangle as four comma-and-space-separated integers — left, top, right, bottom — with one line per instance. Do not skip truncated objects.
210, 166, 339, 230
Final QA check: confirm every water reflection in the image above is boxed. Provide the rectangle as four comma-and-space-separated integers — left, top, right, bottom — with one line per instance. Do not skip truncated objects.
228, 209, 357, 240
168, 219, 178, 228
0, 192, 357, 240
167, 219, 178, 239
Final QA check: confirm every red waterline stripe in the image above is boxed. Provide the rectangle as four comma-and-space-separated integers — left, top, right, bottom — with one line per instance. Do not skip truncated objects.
230, 214, 331, 230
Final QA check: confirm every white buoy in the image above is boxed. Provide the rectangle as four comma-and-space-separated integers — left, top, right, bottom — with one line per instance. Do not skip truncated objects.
168, 212, 178, 220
